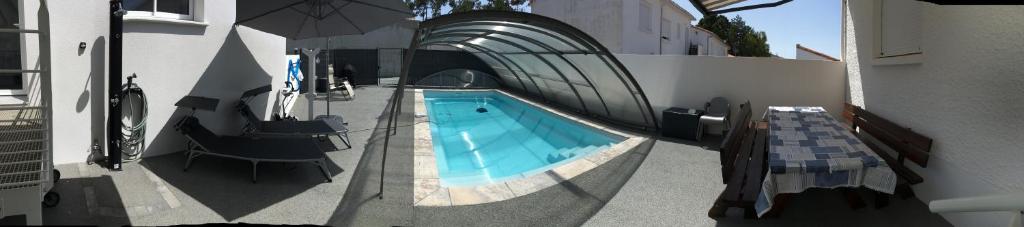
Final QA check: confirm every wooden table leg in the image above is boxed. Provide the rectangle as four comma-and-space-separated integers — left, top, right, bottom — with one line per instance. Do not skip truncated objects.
764, 194, 792, 218
743, 207, 757, 219
708, 201, 728, 218
896, 184, 916, 199
842, 188, 866, 210
875, 191, 890, 209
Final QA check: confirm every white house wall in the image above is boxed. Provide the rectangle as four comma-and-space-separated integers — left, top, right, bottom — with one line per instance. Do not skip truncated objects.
621, 0, 661, 54
796, 48, 831, 61
689, 27, 728, 57
617, 54, 846, 129
658, 3, 692, 55
29, 0, 286, 165
531, 0, 623, 53
844, 1, 1024, 226
532, 0, 701, 55
707, 37, 727, 56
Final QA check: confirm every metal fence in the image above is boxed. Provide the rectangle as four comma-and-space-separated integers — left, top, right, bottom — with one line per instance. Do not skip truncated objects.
299, 48, 499, 88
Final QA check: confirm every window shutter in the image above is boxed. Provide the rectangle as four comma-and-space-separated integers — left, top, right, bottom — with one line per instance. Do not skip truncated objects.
879, 0, 922, 56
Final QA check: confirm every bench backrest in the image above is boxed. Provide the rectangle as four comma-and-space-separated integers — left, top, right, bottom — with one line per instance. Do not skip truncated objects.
719, 101, 752, 183
845, 103, 933, 167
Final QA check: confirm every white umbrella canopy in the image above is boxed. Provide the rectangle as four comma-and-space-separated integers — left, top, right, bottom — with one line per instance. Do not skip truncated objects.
236, 0, 414, 40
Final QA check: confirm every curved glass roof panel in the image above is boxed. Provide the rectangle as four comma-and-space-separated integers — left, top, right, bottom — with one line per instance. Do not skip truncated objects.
408, 11, 659, 131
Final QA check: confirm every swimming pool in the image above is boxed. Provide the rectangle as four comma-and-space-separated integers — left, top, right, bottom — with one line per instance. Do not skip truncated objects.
423, 90, 625, 186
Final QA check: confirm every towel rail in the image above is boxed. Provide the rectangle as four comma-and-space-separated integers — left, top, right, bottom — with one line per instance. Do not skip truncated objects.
929, 193, 1024, 227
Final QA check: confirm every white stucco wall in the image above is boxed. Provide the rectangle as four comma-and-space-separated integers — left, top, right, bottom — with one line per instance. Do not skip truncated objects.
24, 0, 285, 164
615, 54, 846, 127
531, 0, 624, 53
844, 1, 1024, 226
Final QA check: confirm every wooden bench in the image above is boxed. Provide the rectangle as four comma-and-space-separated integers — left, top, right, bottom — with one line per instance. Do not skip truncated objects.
709, 101, 769, 219
843, 103, 933, 206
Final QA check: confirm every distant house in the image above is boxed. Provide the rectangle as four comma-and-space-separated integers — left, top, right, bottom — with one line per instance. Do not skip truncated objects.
531, 0, 729, 56
795, 44, 839, 61
688, 26, 730, 56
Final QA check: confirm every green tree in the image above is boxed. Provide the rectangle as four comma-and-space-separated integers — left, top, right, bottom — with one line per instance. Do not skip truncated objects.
448, 0, 479, 14
429, 0, 447, 18
404, 0, 428, 19
403, 0, 448, 19
478, 0, 528, 11
697, 15, 772, 57
406, 0, 528, 19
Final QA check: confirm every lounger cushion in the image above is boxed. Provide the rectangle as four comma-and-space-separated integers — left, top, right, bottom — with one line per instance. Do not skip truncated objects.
256, 119, 348, 135
210, 136, 324, 160
178, 116, 325, 161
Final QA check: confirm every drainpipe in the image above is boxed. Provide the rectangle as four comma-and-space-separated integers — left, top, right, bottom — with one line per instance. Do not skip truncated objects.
659, 2, 663, 55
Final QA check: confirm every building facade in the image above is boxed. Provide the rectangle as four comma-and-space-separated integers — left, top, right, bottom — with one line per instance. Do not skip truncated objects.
844, 0, 1024, 226
688, 26, 730, 56
531, 0, 729, 56
10, 0, 286, 165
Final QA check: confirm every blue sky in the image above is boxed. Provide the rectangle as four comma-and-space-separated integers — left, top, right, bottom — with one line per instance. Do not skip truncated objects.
436, 0, 842, 59
669, 0, 842, 59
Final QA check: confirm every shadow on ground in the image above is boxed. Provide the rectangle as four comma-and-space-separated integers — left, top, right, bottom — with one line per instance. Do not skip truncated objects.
137, 26, 340, 221
36, 176, 131, 226
139, 143, 344, 221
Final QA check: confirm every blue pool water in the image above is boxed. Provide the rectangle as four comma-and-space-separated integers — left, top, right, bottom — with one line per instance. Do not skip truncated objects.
424, 90, 624, 186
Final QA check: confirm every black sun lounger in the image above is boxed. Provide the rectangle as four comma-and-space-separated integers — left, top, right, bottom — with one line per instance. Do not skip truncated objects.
176, 116, 333, 183
237, 85, 351, 149
173, 95, 332, 183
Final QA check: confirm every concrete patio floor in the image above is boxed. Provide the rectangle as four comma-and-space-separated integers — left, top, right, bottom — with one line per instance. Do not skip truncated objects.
21, 86, 951, 226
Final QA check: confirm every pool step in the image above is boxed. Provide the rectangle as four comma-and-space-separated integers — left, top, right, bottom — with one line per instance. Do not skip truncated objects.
545, 145, 609, 164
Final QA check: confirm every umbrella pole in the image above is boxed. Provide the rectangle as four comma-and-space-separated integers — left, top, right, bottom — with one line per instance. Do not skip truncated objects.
302, 48, 320, 121
326, 37, 330, 116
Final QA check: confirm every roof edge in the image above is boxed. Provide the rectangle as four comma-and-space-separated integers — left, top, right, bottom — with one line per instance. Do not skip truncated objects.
796, 44, 839, 61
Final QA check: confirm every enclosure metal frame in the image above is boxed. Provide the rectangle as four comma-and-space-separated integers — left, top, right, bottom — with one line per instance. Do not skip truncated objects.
416, 11, 657, 130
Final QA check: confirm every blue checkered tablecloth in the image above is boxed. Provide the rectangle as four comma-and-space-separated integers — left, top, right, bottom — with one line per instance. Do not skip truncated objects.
755, 106, 897, 217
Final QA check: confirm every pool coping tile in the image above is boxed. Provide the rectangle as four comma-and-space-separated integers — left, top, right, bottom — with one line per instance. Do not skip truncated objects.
412, 89, 647, 207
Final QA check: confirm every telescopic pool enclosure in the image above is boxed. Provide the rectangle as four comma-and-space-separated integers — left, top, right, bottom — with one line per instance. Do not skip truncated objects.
392, 11, 658, 131
378, 11, 660, 198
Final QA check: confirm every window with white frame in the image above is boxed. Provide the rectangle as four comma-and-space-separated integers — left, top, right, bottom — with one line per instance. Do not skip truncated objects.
639, 1, 652, 33
125, 0, 194, 20
0, 0, 24, 95
875, 0, 922, 58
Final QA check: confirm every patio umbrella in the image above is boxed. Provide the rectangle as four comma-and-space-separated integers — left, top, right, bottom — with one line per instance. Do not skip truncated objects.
236, 0, 413, 120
